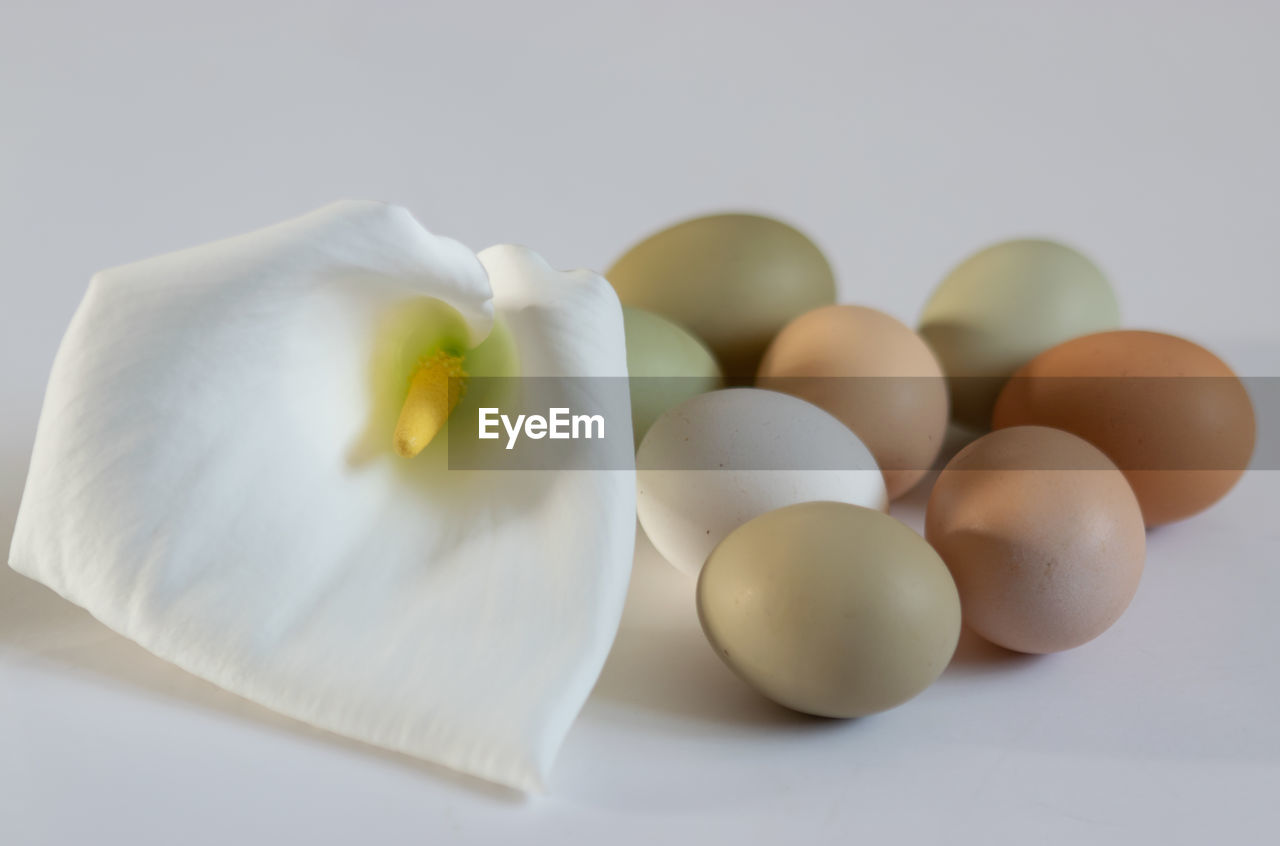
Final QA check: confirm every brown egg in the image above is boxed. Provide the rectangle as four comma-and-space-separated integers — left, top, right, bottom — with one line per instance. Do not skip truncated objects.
757, 305, 948, 499
992, 330, 1255, 527
926, 426, 1146, 654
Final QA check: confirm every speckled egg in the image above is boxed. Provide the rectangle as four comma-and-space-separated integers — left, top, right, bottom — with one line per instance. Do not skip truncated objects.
636, 388, 887, 575
926, 426, 1146, 654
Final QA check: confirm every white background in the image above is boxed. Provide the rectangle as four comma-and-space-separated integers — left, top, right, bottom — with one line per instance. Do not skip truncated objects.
2, 1, 1277, 843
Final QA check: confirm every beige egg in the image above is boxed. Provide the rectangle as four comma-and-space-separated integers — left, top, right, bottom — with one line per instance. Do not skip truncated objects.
925, 426, 1146, 654
757, 305, 949, 499
698, 501, 961, 718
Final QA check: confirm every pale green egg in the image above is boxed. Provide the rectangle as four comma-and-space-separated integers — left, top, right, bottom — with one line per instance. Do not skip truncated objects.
918, 239, 1121, 429
622, 306, 721, 445
608, 214, 836, 380
697, 501, 961, 718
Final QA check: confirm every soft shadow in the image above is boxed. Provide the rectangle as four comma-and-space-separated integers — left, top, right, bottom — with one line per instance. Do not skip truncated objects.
943, 626, 1041, 678
2, 570, 524, 802
0, 442, 522, 803
0, 438, 89, 647
889, 422, 981, 525
588, 529, 852, 735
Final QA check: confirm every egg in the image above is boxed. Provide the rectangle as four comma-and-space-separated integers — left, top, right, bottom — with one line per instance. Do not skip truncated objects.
757, 304, 948, 499
636, 388, 887, 575
992, 330, 1255, 527
918, 239, 1121, 429
608, 214, 836, 379
926, 426, 1146, 654
622, 306, 723, 445
697, 501, 961, 718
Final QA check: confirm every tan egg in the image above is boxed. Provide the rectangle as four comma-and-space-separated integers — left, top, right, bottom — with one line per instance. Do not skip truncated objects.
608, 214, 836, 379
926, 426, 1146, 654
697, 502, 961, 718
992, 330, 1255, 527
757, 305, 949, 499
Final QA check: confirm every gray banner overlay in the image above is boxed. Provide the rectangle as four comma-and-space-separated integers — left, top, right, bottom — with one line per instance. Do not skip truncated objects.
443, 377, 1276, 471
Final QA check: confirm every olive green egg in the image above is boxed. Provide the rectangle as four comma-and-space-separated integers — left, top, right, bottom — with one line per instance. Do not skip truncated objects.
623, 306, 723, 445
608, 214, 836, 379
918, 238, 1121, 429
696, 501, 961, 718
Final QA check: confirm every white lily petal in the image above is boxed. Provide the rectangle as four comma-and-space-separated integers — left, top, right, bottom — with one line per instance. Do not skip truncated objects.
9, 205, 635, 792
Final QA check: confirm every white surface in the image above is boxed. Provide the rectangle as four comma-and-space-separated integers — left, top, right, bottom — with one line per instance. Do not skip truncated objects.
1, 1, 1277, 843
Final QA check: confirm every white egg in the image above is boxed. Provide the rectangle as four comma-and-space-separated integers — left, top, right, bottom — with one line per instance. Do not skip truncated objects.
636, 388, 888, 575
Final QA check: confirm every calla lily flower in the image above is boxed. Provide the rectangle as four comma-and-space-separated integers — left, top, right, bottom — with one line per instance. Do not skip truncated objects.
9, 201, 636, 792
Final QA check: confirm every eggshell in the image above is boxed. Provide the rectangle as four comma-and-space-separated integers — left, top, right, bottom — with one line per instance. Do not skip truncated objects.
757, 305, 948, 499
697, 501, 961, 718
926, 426, 1146, 654
608, 214, 836, 379
918, 239, 1121, 429
636, 388, 887, 575
992, 330, 1255, 527
622, 306, 722, 445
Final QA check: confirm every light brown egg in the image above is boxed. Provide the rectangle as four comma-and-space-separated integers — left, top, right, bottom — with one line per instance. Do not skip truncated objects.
992, 330, 1255, 527
757, 305, 948, 499
925, 426, 1146, 654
